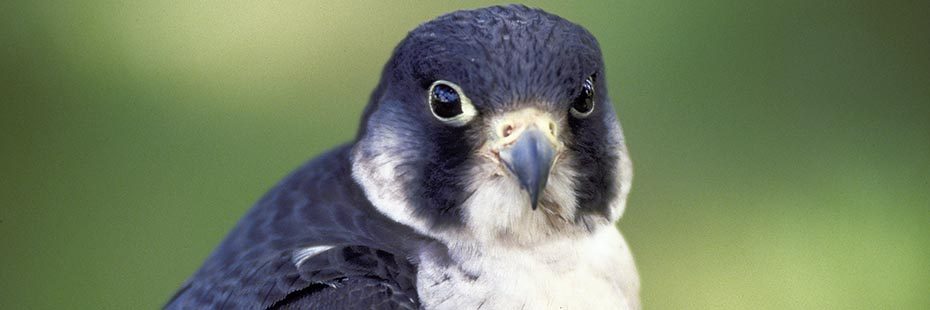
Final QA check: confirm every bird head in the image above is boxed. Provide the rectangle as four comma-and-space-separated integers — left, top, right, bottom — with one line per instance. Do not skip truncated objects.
352, 5, 632, 245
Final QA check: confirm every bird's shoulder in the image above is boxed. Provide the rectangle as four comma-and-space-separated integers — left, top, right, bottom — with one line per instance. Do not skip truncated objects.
166, 144, 425, 309
275, 245, 420, 309
166, 244, 419, 309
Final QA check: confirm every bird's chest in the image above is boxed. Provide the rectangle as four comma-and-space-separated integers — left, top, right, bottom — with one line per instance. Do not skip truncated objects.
416, 233, 632, 310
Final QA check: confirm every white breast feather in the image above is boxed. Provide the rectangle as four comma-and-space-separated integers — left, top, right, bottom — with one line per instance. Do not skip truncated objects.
417, 226, 640, 310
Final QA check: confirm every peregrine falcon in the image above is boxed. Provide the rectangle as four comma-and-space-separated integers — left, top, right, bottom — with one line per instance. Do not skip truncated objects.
167, 5, 639, 309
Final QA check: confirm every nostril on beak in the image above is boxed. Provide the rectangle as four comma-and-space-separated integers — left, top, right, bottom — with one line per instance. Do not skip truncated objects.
502, 124, 514, 138
548, 121, 556, 136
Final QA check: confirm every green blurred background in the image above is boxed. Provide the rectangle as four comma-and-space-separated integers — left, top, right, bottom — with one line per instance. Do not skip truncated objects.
2, 1, 928, 309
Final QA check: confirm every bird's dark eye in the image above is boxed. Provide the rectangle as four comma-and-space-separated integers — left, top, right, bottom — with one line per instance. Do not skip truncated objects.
570, 76, 596, 118
430, 83, 462, 118
428, 80, 477, 126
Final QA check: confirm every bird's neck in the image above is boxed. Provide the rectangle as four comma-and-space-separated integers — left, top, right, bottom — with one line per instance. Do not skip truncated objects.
415, 224, 641, 309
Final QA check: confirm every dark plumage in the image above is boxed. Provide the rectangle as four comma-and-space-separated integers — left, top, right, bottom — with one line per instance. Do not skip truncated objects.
166, 146, 422, 308
168, 5, 638, 309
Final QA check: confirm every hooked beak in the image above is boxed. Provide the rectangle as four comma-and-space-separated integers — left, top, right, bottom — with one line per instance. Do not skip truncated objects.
499, 127, 557, 210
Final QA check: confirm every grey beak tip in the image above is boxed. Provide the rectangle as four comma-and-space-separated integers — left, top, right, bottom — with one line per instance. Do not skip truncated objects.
500, 129, 556, 211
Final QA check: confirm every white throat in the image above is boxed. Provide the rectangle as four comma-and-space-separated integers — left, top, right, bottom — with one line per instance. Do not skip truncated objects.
416, 224, 640, 310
